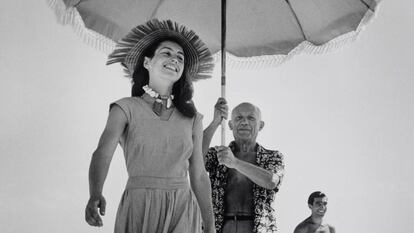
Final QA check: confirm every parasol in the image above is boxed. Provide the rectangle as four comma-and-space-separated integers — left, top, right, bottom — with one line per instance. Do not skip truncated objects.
48, 0, 381, 143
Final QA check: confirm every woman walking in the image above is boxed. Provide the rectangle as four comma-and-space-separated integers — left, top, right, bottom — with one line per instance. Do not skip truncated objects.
84, 19, 216, 233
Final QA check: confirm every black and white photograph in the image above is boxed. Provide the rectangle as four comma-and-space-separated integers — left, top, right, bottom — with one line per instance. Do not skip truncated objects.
1, 1, 412, 233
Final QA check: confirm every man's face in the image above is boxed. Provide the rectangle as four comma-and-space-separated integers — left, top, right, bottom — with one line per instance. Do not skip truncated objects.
309, 197, 328, 217
229, 103, 263, 142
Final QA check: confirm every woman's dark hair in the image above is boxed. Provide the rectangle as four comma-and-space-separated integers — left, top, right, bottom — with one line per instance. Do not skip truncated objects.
131, 39, 196, 118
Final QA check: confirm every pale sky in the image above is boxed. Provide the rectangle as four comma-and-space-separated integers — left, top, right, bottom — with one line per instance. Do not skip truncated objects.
0, 1, 413, 233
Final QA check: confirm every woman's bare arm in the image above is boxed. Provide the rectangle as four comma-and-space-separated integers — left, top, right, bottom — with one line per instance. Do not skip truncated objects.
85, 105, 127, 227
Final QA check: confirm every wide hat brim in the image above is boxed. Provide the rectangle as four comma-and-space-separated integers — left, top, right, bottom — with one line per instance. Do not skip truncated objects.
107, 19, 214, 81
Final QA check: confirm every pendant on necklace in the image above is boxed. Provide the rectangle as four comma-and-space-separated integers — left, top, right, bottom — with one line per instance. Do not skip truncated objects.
242, 144, 248, 152
152, 99, 163, 116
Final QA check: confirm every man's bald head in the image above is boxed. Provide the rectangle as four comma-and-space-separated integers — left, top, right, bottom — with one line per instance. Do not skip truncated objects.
231, 102, 262, 121
229, 102, 264, 143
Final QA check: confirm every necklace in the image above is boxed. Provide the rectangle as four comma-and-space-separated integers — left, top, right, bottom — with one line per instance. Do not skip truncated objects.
142, 85, 174, 116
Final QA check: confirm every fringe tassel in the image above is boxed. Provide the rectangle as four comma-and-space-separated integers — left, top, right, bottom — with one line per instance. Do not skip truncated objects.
46, 0, 116, 54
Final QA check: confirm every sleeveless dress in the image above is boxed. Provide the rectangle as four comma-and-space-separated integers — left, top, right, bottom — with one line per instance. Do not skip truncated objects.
111, 97, 203, 233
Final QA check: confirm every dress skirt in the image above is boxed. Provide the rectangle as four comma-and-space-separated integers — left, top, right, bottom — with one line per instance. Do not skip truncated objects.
114, 176, 202, 233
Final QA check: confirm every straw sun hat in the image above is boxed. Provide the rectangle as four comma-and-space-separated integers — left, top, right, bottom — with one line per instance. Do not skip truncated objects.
107, 19, 214, 81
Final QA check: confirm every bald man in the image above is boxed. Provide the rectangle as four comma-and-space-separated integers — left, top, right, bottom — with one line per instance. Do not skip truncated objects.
294, 191, 336, 233
202, 98, 285, 233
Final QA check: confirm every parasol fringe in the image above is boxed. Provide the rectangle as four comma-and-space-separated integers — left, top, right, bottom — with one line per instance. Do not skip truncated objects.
46, 0, 116, 54
224, 2, 381, 70
47, 0, 381, 71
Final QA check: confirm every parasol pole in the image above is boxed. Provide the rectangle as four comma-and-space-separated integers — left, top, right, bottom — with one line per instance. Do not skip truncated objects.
221, 0, 227, 146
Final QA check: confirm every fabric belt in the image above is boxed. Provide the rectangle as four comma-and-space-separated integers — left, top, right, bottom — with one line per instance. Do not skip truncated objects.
126, 176, 189, 190
224, 215, 254, 221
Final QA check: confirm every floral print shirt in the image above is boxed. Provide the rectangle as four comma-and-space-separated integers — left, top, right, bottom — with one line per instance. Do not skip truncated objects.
205, 142, 285, 233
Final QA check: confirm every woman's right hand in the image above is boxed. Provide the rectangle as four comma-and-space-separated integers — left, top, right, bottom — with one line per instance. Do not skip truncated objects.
85, 194, 106, 227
